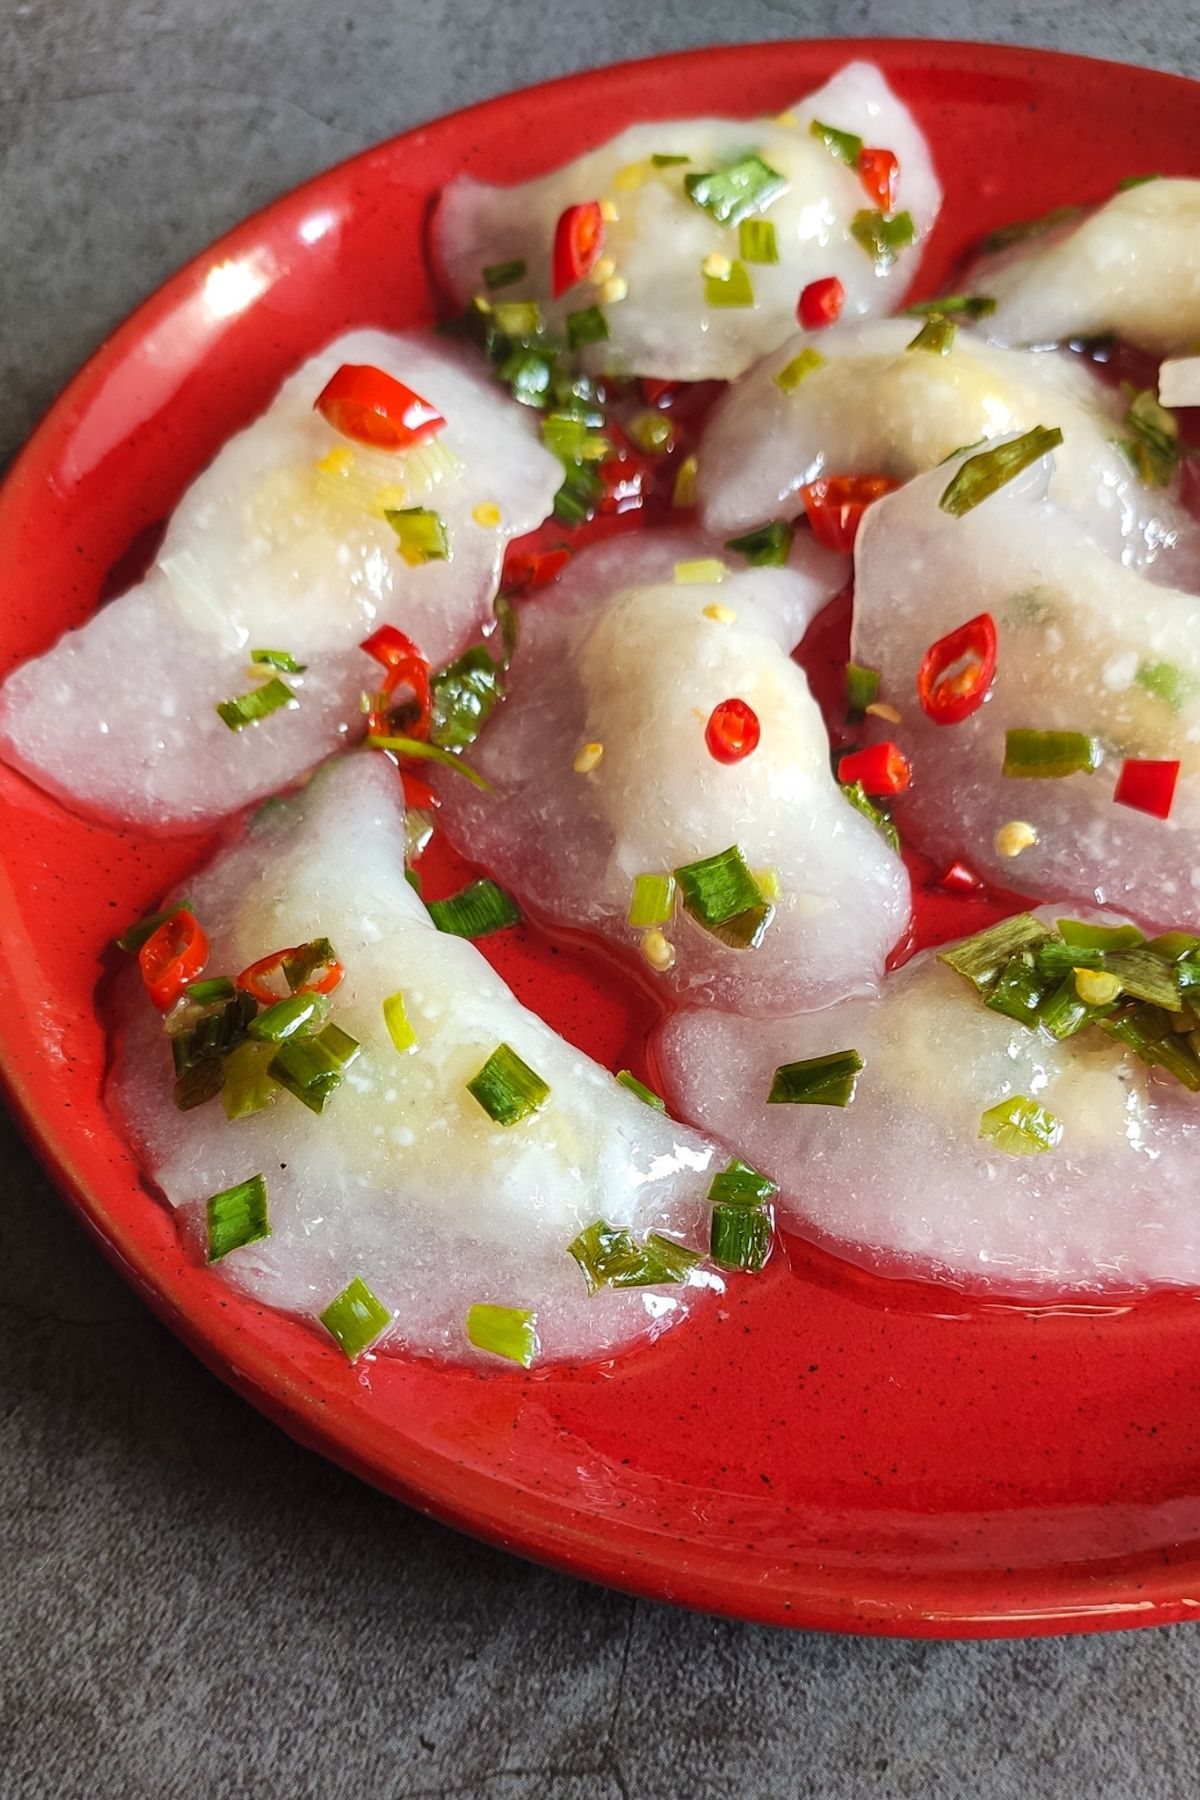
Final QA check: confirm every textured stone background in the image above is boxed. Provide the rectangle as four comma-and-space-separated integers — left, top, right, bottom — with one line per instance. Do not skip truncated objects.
3, 3, 1200, 1795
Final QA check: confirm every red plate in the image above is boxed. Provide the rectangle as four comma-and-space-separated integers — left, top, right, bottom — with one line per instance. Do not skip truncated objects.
3, 40, 1200, 1639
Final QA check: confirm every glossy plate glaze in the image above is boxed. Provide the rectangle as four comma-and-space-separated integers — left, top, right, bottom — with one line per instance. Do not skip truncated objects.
3, 40, 1200, 1639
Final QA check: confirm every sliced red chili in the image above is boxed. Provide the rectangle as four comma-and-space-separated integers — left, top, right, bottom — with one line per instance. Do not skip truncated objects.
917, 613, 999, 725
705, 698, 761, 764
236, 943, 345, 1006
139, 908, 210, 1012
1113, 758, 1180, 819
552, 201, 605, 297
839, 741, 912, 797
798, 474, 899, 554
502, 545, 572, 593
360, 625, 432, 739
939, 859, 984, 893
858, 147, 899, 213
314, 364, 444, 450
401, 770, 440, 811
797, 276, 845, 330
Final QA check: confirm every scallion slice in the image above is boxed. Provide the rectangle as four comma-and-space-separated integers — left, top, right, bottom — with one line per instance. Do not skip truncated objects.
567, 1219, 701, 1294
174, 1058, 224, 1112
482, 258, 528, 290
1002, 728, 1100, 779
903, 294, 996, 320
320, 1276, 391, 1360
674, 845, 772, 948
115, 899, 195, 954
282, 937, 339, 992
1120, 387, 1181, 487
840, 781, 900, 853
185, 975, 236, 1005
979, 1095, 1062, 1155
248, 991, 330, 1043
500, 347, 555, 408
808, 117, 864, 165
467, 1042, 550, 1127
566, 305, 609, 349
907, 315, 957, 355
268, 1021, 361, 1114
845, 663, 880, 714
628, 872, 676, 929
724, 521, 794, 567
382, 990, 417, 1054
1057, 919, 1145, 952
650, 151, 690, 166
494, 593, 519, 671
1036, 974, 1115, 1041
738, 218, 779, 264
684, 154, 788, 225
1102, 948, 1183, 1011
1033, 939, 1106, 980
205, 1173, 271, 1263
768, 1049, 863, 1106
249, 648, 307, 673
984, 954, 1050, 1027
367, 734, 492, 792
939, 425, 1064, 516
704, 260, 755, 308
430, 645, 503, 750
774, 347, 825, 393
707, 1157, 778, 1208
1101, 1005, 1200, 1091
710, 1204, 773, 1273
1146, 931, 1200, 962
938, 914, 1050, 991
221, 1040, 278, 1120
216, 677, 296, 732
850, 208, 916, 268
383, 507, 450, 567
1135, 661, 1199, 713
492, 299, 542, 338
171, 991, 257, 1077
427, 880, 520, 938
615, 1069, 666, 1111
466, 1303, 539, 1367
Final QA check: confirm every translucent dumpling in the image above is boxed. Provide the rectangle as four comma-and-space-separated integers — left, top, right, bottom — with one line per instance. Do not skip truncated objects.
109, 756, 723, 1367
432, 533, 911, 1017
659, 906, 1200, 1296
849, 442, 1200, 926
433, 62, 941, 381
0, 330, 561, 831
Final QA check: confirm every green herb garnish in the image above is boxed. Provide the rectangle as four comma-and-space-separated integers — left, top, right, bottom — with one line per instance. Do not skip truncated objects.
482, 258, 528, 290
466, 1303, 539, 1367
430, 645, 503, 750
628, 872, 676, 929
724, 521, 794, 567
427, 880, 520, 939
205, 1173, 271, 1263
738, 218, 779, 264
320, 1277, 391, 1360
674, 846, 772, 948
566, 304, 609, 349
383, 507, 450, 567
850, 208, 915, 268
703, 260, 755, 308
568, 1219, 701, 1294
768, 1049, 863, 1106
1002, 729, 1101, 779
903, 294, 996, 320
774, 347, 825, 393
979, 1096, 1062, 1155
939, 425, 1064, 516
467, 1043, 550, 1127
907, 315, 957, 355
615, 1070, 666, 1111
809, 118, 863, 166
249, 648, 307, 673
216, 678, 295, 731
684, 154, 788, 226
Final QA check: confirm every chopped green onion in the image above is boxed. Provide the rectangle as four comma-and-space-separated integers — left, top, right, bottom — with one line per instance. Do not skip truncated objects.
707, 1157, 778, 1208
171, 991, 257, 1077
684, 154, 788, 225
845, 663, 880, 715
382, 990, 417, 1054
216, 677, 295, 731
674, 557, 727, 585
283, 937, 338, 992
494, 593, 519, 671
1033, 939, 1106, 980
541, 411, 611, 464
482, 258, 528, 290
568, 1219, 701, 1295
383, 507, 450, 567
710, 1204, 773, 1273
1057, 919, 1145, 952
904, 294, 996, 319
115, 899, 195, 954
1120, 386, 1182, 487
980, 205, 1080, 254
1135, 661, 1199, 712
500, 346, 555, 408
984, 953, 1050, 1027
774, 347, 825, 393
703, 260, 756, 308
738, 218, 779, 263
840, 781, 900, 853
248, 991, 330, 1043
979, 1095, 1062, 1155
939, 425, 1064, 516
1003, 728, 1101, 779
430, 645, 503, 750
724, 521, 794, 567
221, 1040, 278, 1120
1103, 948, 1183, 1011
466, 1303, 539, 1367
268, 1021, 361, 1114
427, 880, 521, 938
249, 648, 306, 673
405, 867, 422, 896
205, 1173, 271, 1263
850, 209, 916, 268
907, 315, 957, 355
367, 735, 492, 792
808, 117, 863, 166
628, 872, 676, 929
939, 914, 1050, 991
615, 1069, 667, 1111
320, 1276, 391, 1360
1101, 1004, 1200, 1090
492, 299, 542, 338
173, 1058, 224, 1112
768, 1049, 863, 1106
1146, 931, 1200, 962
651, 151, 690, 167
1036, 974, 1114, 1041
674, 845, 771, 948
185, 975, 236, 1005
467, 1042, 550, 1127
566, 304, 609, 349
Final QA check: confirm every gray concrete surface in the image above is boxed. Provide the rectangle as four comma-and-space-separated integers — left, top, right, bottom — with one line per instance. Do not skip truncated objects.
3, 2, 1200, 1794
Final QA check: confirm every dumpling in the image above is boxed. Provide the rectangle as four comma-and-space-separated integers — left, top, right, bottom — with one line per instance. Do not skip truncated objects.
696, 318, 1199, 583
967, 179, 1200, 355
108, 756, 724, 1367
850, 439, 1200, 926
433, 62, 941, 381
659, 905, 1200, 1295
431, 533, 911, 1017
0, 330, 561, 831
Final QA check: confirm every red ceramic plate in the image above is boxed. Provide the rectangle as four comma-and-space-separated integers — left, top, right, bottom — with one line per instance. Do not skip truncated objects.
4, 39, 1200, 1640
